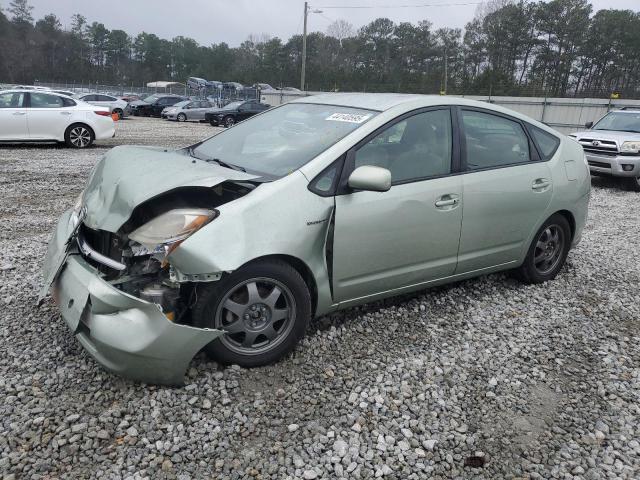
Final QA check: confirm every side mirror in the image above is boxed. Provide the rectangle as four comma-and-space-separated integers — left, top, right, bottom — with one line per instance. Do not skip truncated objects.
348, 166, 392, 192
585, 121, 593, 129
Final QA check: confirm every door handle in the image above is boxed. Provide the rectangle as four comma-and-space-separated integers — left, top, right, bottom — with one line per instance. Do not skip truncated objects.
435, 194, 459, 208
532, 178, 551, 190
12, 112, 26, 116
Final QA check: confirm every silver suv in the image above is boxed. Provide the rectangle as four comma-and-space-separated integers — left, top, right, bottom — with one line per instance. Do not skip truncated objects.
570, 108, 640, 191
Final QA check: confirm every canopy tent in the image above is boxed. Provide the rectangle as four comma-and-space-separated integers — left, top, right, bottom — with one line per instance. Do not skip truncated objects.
146, 81, 185, 88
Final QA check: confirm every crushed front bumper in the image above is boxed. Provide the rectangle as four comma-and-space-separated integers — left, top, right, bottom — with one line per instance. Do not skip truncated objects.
42, 211, 224, 385
587, 153, 640, 177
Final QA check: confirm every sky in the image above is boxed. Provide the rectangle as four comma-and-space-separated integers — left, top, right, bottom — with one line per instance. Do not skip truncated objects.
9, 0, 640, 46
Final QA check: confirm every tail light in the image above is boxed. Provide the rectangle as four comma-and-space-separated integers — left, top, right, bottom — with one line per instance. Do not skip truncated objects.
94, 111, 111, 117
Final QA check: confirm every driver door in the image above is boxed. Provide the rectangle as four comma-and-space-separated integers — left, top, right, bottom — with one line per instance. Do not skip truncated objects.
332, 107, 463, 303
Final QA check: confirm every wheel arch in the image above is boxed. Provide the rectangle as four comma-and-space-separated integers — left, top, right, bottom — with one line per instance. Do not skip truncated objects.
239, 254, 319, 317
555, 209, 576, 241
64, 122, 95, 146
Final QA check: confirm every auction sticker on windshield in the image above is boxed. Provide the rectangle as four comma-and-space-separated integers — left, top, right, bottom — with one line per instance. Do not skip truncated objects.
326, 113, 371, 124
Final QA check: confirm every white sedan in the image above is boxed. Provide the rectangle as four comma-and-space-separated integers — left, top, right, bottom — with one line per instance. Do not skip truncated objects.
0, 90, 115, 148
75, 93, 129, 119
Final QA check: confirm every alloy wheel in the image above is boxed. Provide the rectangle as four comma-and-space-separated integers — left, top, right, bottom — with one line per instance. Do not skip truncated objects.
214, 278, 295, 355
533, 224, 565, 275
69, 127, 91, 148
225, 117, 235, 127
177, 113, 186, 122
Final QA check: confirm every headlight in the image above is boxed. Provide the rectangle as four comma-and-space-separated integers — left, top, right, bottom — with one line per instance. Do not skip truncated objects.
129, 208, 218, 250
620, 141, 640, 154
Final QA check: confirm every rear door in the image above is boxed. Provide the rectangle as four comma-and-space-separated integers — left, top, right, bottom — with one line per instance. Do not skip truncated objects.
456, 107, 553, 273
26, 92, 72, 140
0, 91, 28, 140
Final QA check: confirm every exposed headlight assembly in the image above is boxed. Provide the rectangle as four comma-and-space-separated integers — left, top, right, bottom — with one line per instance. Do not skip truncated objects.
620, 141, 640, 154
129, 208, 218, 253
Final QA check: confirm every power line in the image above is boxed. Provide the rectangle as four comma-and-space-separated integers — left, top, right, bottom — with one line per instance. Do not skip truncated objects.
318, 2, 482, 8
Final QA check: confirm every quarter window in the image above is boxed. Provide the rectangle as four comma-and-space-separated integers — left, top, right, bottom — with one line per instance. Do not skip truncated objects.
529, 125, 560, 160
354, 109, 452, 183
30, 93, 65, 108
462, 110, 530, 169
0, 92, 25, 108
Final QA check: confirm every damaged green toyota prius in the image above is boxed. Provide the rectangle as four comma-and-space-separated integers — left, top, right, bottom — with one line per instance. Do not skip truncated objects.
41, 93, 590, 385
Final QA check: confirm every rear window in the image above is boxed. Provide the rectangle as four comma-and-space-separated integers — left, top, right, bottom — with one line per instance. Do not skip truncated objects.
529, 125, 560, 160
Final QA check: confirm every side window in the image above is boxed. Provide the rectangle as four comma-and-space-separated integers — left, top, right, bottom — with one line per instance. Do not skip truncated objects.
0, 92, 25, 108
354, 109, 452, 183
529, 125, 560, 160
462, 110, 530, 169
30, 93, 65, 108
62, 97, 76, 107
82, 94, 96, 101
98, 95, 114, 101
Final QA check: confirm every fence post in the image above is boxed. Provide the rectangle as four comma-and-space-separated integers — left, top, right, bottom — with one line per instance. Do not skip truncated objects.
541, 96, 548, 124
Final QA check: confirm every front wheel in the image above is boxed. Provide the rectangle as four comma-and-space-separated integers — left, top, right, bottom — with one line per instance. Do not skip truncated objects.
515, 214, 571, 284
64, 124, 94, 149
624, 176, 640, 192
177, 113, 187, 122
192, 260, 311, 367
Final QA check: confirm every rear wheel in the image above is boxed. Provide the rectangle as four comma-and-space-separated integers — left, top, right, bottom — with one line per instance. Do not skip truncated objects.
64, 124, 94, 149
177, 113, 187, 122
224, 116, 235, 128
515, 214, 571, 284
192, 260, 311, 367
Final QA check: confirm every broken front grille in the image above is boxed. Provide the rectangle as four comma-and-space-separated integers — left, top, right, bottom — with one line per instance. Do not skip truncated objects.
78, 225, 125, 273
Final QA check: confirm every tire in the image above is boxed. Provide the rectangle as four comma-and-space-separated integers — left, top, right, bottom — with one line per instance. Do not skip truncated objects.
209, 120, 218, 126
64, 124, 94, 149
223, 116, 235, 128
624, 176, 640, 192
515, 213, 571, 284
177, 113, 187, 122
192, 259, 311, 367
113, 108, 123, 119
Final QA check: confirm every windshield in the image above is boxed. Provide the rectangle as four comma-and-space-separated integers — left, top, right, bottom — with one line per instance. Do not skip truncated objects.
593, 112, 640, 133
192, 103, 378, 177
142, 95, 159, 103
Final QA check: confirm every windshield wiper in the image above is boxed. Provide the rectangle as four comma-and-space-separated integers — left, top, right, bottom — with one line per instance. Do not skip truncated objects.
186, 147, 246, 172
209, 158, 246, 172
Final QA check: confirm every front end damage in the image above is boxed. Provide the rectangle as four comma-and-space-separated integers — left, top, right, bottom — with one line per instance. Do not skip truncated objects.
41, 146, 261, 385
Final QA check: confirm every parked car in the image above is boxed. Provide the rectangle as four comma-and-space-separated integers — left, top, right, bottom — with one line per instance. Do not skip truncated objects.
279, 86, 302, 93
254, 83, 275, 91
12, 85, 51, 91
205, 100, 270, 127
120, 93, 143, 103
570, 108, 640, 191
129, 94, 187, 117
0, 89, 114, 148
161, 100, 214, 121
41, 93, 589, 384
75, 93, 129, 119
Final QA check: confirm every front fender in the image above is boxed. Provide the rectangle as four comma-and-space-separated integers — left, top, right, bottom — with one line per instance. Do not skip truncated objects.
168, 172, 336, 316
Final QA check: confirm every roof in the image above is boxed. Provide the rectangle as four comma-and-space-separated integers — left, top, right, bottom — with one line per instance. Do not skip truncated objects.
291, 92, 507, 112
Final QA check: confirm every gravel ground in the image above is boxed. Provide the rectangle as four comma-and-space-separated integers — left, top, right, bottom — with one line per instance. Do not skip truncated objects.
1, 117, 639, 480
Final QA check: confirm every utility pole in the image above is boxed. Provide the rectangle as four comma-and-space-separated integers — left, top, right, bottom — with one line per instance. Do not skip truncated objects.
443, 44, 448, 95
301, 1, 308, 91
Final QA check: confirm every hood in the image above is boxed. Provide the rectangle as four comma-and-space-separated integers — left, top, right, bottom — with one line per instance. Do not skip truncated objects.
572, 129, 640, 145
82, 145, 259, 232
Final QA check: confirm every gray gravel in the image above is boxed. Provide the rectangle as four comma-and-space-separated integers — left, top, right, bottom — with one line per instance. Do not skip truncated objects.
1, 117, 639, 479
